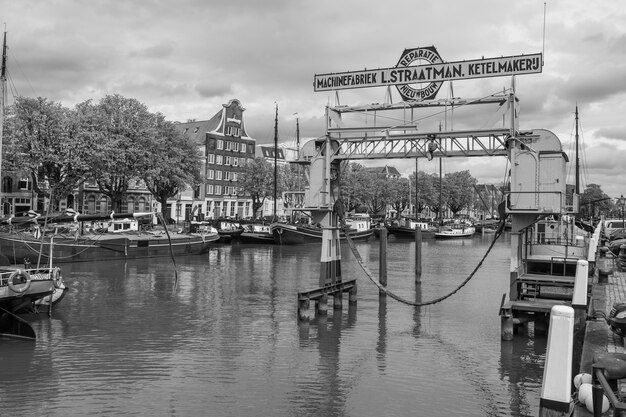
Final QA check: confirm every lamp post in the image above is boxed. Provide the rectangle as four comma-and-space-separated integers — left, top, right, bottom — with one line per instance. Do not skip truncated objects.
617, 194, 626, 227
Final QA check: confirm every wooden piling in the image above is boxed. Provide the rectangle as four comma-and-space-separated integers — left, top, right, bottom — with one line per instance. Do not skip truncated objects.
415, 227, 422, 283
333, 292, 342, 310
348, 285, 357, 305
316, 294, 328, 315
379, 227, 387, 297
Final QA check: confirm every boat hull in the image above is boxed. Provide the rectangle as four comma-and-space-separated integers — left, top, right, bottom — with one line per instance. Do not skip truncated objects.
272, 225, 375, 245
0, 232, 219, 263
386, 225, 436, 239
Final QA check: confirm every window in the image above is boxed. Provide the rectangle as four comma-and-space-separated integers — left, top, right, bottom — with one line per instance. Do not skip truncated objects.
207, 169, 214, 180
206, 184, 214, 195
216, 171, 222, 180
232, 173, 237, 181
217, 139, 223, 150
215, 185, 222, 195
224, 156, 231, 166
233, 142, 239, 152
225, 141, 232, 151
226, 126, 240, 137
207, 154, 215, 164
223, 171, 230, 181
216, 155, 223, 165
232, 158, 238, 167
241, 143, 247, 153
18, 178, 31, 190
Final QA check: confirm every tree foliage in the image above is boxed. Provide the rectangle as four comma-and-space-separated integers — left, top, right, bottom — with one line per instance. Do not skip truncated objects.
580, 183, 612, 219
141, 114, 203, 220
76, 94, 157, 212
237, 158, 276, 219
4, 96, 91, 209
443, 170, 477, 216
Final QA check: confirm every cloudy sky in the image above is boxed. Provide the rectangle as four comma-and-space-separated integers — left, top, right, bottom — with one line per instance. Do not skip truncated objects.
2, 0, 625, 201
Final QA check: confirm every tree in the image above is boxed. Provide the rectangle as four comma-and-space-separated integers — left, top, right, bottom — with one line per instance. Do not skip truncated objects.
387, 177, 410, 218
280, 162, 308, 192
141, 114, 203, 221
4, 96, 92, 210
238, 158, 275, 219
77, 95, 156, 212
339, 162, 370, 212
409, 170, 438, 217
580, 184, 612, 219
443, 170, 477, 216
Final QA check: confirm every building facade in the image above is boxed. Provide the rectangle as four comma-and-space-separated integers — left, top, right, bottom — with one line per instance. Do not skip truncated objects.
172, 99, 256, 221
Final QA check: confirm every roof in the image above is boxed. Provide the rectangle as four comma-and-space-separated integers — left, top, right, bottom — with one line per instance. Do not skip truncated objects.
173, 98, 252, 141
363, 165, 401, 177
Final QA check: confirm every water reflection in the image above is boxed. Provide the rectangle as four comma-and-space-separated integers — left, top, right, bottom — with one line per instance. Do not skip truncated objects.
0, 234, 545, 416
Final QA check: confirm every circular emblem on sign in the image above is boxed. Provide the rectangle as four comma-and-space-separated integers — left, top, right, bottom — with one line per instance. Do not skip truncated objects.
396, 46, 443, 101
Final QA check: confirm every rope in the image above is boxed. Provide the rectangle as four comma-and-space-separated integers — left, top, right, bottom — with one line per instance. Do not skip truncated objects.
155, 213, 179, 294
335, 199, 506, 307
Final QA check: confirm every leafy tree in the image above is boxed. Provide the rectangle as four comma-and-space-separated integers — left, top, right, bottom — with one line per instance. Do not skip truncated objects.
409, 170, 438, 217
443, 170, 477, 216
141, 114, 203, 221
580, 183, 612, 219
339, 162, 370, 212
387, 177, 410, 218
238, 158, 275, 219
280, 162, 308, 191
4, 96, 91, 210
77, 94, 156, 212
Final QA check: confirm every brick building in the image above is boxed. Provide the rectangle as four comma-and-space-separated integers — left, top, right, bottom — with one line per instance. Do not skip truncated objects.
172, 99, 256, 221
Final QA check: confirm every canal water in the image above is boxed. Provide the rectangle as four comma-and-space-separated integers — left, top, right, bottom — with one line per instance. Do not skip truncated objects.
0, 232, 547, 416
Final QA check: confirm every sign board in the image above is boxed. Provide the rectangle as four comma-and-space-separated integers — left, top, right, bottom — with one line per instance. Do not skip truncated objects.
314, 49, 543, 100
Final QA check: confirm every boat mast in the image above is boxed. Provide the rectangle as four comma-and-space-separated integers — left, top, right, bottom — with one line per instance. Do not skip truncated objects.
273, 103, 278, 221
575, 105, 580, 196
0, 30, 6, 216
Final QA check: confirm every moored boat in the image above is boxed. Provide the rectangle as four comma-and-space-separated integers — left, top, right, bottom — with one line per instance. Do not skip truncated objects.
272, 216, 375, 245
237, 223, 274, 244
433, 223, 476, 238
0, 212, 220, 264
386, 217, 437, 239
0, 265, 64, 338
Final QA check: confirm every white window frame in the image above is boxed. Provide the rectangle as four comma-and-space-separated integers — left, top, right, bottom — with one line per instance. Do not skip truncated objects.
207, 169, 214, 180
216, 155, 223, 165
216, 171, 222, 180
207, 154, 215, 164
217, 139, 223, 150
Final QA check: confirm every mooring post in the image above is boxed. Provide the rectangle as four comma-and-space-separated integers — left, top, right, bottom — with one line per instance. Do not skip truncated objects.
379, 227, 387, 297
415, 227, 422, 283
333, 292, 342, 310
316, 294, 328, 316
297, 297, 310, 321
539, 305, 574, 417
572, 259, 589, 331
348, 284, 357, 306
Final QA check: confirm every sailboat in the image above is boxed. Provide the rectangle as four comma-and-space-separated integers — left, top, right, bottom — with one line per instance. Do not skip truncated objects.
0, 30, 68, 339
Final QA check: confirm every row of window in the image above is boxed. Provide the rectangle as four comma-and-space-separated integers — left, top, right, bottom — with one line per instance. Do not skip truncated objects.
216, 139, 248, 152
207, 154, 251, 166
207, 170, 238, 181
206, 184, 238, 196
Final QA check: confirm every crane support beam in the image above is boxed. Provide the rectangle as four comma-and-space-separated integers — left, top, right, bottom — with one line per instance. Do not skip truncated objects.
299, 128, 512, 162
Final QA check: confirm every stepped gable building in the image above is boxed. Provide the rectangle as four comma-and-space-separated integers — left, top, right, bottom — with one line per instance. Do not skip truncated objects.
173, 99, 256, 221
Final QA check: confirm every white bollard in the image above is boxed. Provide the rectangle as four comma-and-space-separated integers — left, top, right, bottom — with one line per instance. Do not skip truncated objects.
539, 305, 574, 416
587, 237, 597, 263
572, 260, 589, 309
